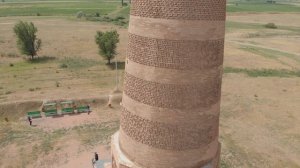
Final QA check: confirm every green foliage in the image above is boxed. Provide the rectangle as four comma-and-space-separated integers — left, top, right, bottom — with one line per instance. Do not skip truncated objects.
73, 121, 119, 146
265, 22, 278, 29
0, 1, 118, 17
76, 11, 85, 18
60, 63, 68, 68
95, 30, 119, 64
13, 21, 42, 59
240, 45, 300, 63
224, 67, 300, 77
227, 3, 300, 12
59, 57, 100, 69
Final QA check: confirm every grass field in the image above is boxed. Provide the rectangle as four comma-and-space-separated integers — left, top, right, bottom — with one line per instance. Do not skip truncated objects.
0, 0, 300, 17
0, 1, 300, 168
227, 3, 300, 12
0, 0, 123, 17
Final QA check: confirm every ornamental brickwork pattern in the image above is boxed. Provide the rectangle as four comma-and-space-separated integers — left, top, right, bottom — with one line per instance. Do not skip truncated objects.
127, 34, 224, 70
120, 107, 218, 150
130, 0, 226, 21
123, 72, 222, 109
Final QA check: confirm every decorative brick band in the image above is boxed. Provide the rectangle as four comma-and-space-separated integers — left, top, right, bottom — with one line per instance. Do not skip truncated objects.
130, 0, 226, 21
127, 33, 224, 70
122, 94, 220, 125
123, 72, 222, 109
129, 16, 225, 41
125, 59, 223, 85
120, 107, 219, 150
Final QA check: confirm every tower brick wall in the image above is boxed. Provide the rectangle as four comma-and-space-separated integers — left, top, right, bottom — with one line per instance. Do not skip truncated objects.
109, 0, 226, 168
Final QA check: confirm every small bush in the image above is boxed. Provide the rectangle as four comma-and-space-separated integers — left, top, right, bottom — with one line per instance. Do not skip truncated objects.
103, 16, 112, 22
115, 16, 125, 20
56, 81, 60, 87
123, 3, 128, 6
9, 63, 14, 67
76, 11, 85, 19
95, 12, 100, 17
60, 63, 68, 68
36, 13, 41, 16
29, 88, 35, 92
265, 23, 277, 29
5, 91, 13, 95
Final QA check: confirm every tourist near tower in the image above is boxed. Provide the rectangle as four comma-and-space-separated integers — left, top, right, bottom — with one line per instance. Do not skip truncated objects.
108, 0, 226, 168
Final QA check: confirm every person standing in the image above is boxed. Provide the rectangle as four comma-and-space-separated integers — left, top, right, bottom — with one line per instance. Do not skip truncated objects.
28, 116, 32, 126
94, 152, 99, 161
87, 105, 91, 115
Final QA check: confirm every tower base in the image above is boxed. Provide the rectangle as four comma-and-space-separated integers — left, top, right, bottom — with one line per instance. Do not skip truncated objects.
108, 132, 221, 168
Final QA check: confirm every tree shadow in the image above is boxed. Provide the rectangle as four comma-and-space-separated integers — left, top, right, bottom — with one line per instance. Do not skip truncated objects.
28, 56, 56, 63
108, 61, 125, 70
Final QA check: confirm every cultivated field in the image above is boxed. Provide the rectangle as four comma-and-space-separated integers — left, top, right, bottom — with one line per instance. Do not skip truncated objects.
0, 0, 300, 168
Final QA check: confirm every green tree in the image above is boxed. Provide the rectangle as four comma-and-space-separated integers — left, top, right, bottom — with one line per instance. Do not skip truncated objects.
13, 21, 41, 60
95, 30, 119, 64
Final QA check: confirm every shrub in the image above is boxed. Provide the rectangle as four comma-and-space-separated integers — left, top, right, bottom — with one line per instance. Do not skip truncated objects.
5, 91, 13, 95
76, 11, 85, 19
115, 16, 125, 20
9, 63, 14, 67
56, 81, 60, 87
95, 12, 100, 17
36, 13, 41, 16
265, 23, 277, 29
13, 21, 41, 60
103, 16, 112, 22
29, 88, 35, 92
60, 63, 68, 68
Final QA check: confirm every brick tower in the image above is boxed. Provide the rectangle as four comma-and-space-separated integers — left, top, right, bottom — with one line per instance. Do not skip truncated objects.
109, 0, 226, 168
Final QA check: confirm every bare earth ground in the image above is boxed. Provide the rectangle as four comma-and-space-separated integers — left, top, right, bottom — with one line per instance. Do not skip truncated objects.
0, 13, 300, 168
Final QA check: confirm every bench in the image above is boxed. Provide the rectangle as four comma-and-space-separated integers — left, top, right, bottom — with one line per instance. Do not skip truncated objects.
27, 111, 42, 118
77, 106, 90, 113
61, 107, 74, 114
44, 109, 58, 117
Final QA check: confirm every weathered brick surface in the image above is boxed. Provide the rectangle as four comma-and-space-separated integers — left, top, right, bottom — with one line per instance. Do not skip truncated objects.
120, 107, 218, 150
123, 72, 222, 109
127, 34, 224, 70
130, 0, 226, 21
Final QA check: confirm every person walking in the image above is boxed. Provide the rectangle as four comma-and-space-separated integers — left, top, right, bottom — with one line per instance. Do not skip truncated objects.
92, 152, 99, 166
